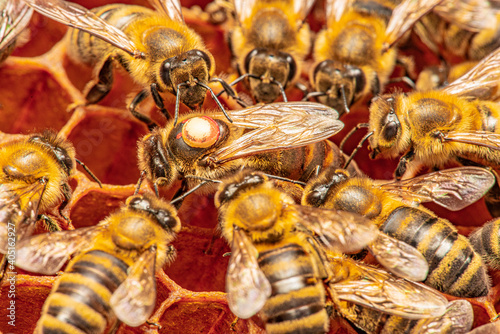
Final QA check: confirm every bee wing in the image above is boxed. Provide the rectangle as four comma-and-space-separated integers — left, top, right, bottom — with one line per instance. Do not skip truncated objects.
442, 47, 500, 100
433, 0, 496, 32
110, 246, 158, 327
211, 102, 343, 163
0, 1, 33, 51
232, 0, 256, 23
293, 0, 316, 23
381, 167, 495, 211
226, 228, 271, 319
23, 0, 141, 57
148, 0, 184, 22
412, 300, 474, 334
325, 0, 353, 23
440, 130, 500, 153
368, 232, 428, 281
0, 182, 45, 253
383, 0, 444, 50
330, 258, 448, 319
291, 205, 379, 253
15, 225, 107, 275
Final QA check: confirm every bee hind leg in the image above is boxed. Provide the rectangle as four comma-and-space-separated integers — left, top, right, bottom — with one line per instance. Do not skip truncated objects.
84, 57, 114, 105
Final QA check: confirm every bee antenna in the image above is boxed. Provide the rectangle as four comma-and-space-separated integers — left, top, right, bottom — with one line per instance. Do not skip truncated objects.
263, 173, 306, 186
301, 91, 327, 101
173, 82, 189, 127
340, 123, 369, 152
210, 78, 249, 108
340, 85, 350, 114
215, 74, 250, 98
343, 131, 373, 169
134, 171, 146, 195
75, 159, 102, 188
170, 180, 215, 206
184, 175, 223, 183
196, 81, 233, 123
269, 77, 288, 102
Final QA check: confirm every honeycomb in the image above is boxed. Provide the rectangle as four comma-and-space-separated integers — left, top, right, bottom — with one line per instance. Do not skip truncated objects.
0, 0, 499, 333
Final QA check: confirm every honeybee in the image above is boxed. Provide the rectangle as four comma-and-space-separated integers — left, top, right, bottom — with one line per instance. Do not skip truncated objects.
226, 0, 314, 103
15, 194, 181, 333
329, 254, 474, 334
308, 0, 400, 116
24, 0, 219, 129
469, 217, 500, 269
137, 101, 351, 196
367, 45, 500, 181
0, 0, 33, 63
215, 170, 449, 333
302, 166, 495, 297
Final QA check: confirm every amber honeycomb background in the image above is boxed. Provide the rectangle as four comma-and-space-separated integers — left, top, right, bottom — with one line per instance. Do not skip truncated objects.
0, 0, 499, 333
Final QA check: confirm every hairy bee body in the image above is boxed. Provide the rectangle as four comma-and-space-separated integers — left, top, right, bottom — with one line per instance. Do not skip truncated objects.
302, 169, 491, 297
311, 0, 398, 115
66, 3, 213, 109
470, 218, 500, 269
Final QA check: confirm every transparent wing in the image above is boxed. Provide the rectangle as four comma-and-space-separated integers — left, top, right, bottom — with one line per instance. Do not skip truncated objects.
329, 256, 448, 319
325, 0, 353, 23
368, 232, 428, 281
383, 0, 444, 50
148, 0, 184, 22
467, 322, 500, 334
0, 182, 45, 253
0, 1, 33, 51
15, 225, 107, 275
380, 167, 495, 211
110, 246, 157, 327
433, 0, 496, 32
232, 0, 257, 23
294, 0, 317, 23
442, 47, 500, 100
226, 228, 271, 319
211, 102, 343, 163
440, 130, 500, 151
23, 0, 141, 57
412, 300, 474, 334
291, 205, 379, 253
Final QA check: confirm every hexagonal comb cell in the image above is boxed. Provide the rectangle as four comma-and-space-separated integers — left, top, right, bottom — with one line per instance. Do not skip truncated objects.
0, 0, 499, 333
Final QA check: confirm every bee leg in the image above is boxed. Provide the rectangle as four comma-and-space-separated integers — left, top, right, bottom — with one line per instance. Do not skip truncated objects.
129, 89, 158, 131
210, 78, 249, 108
170, 179, 189, 209
84, 57, 114, 104
39, 214, 62, 232
230, 316, 240, 331
150, 83, 170, 121
394, 149, 415, 180
396, 55, 417, 80
58, 182, 72, 225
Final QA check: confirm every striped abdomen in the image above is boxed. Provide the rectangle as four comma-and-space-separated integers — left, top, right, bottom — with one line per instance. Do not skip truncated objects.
381, 206, 489, 297
258, 243, 328, 334
36, 250, 129, 334
470, 218, 500, 269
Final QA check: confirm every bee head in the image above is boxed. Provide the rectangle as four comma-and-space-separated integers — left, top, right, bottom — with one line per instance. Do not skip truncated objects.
215, 171, 267, 208
29, 131, 75, 176
126, 194, 181, 233
302, 168, 349, 207
312, 61, 367, 116
244, 48, 296, 103
161, 49, 214, 109
368, 95, 401, 159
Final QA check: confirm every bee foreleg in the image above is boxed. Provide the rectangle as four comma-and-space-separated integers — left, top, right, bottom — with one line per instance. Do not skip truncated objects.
129, 89, 157, 131
395, 149, 415, 180
84, 56, 114, 104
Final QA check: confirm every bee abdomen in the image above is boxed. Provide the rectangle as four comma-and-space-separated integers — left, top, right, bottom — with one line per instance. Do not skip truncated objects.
470, 219, 500, 269
258, 244, 328, 334
381, 207, 489, 297
37, 250, 129, 334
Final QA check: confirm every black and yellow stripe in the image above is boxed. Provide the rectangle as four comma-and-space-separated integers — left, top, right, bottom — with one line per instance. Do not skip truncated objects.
37, 250, 129, 334
470, 218, 500, 269
258, 243, 328, 334
381, 207, 489, 297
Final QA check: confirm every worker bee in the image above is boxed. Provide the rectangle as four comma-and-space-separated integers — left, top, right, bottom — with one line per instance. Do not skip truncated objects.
226, 0, 314, 103
216, 170, 449, 333
302, 166, 495, 297
0, 0, 33, 63
15, 193, 181, 333
137, 101, 350, 197
469, 217, 500, 269
329, 254, 474, 334
307, 0, 401, 116
24, 0, 219, 129
367, 45, 500, 181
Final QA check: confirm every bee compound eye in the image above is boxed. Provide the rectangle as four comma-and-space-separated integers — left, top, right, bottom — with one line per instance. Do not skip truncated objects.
285, 54, 297, 82
161, 60, 173, 87
244, 49, 260, 73
181, 116, 220, 148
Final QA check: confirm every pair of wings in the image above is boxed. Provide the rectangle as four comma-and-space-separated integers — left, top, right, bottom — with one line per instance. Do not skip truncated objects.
226, 204, 436, 319
14, 224, 159, 327
0, 181, 46, 253
233, 0, 315, 25
23, 0, 183, 58
208, 101, 344, 164
0, 0, 33, 52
